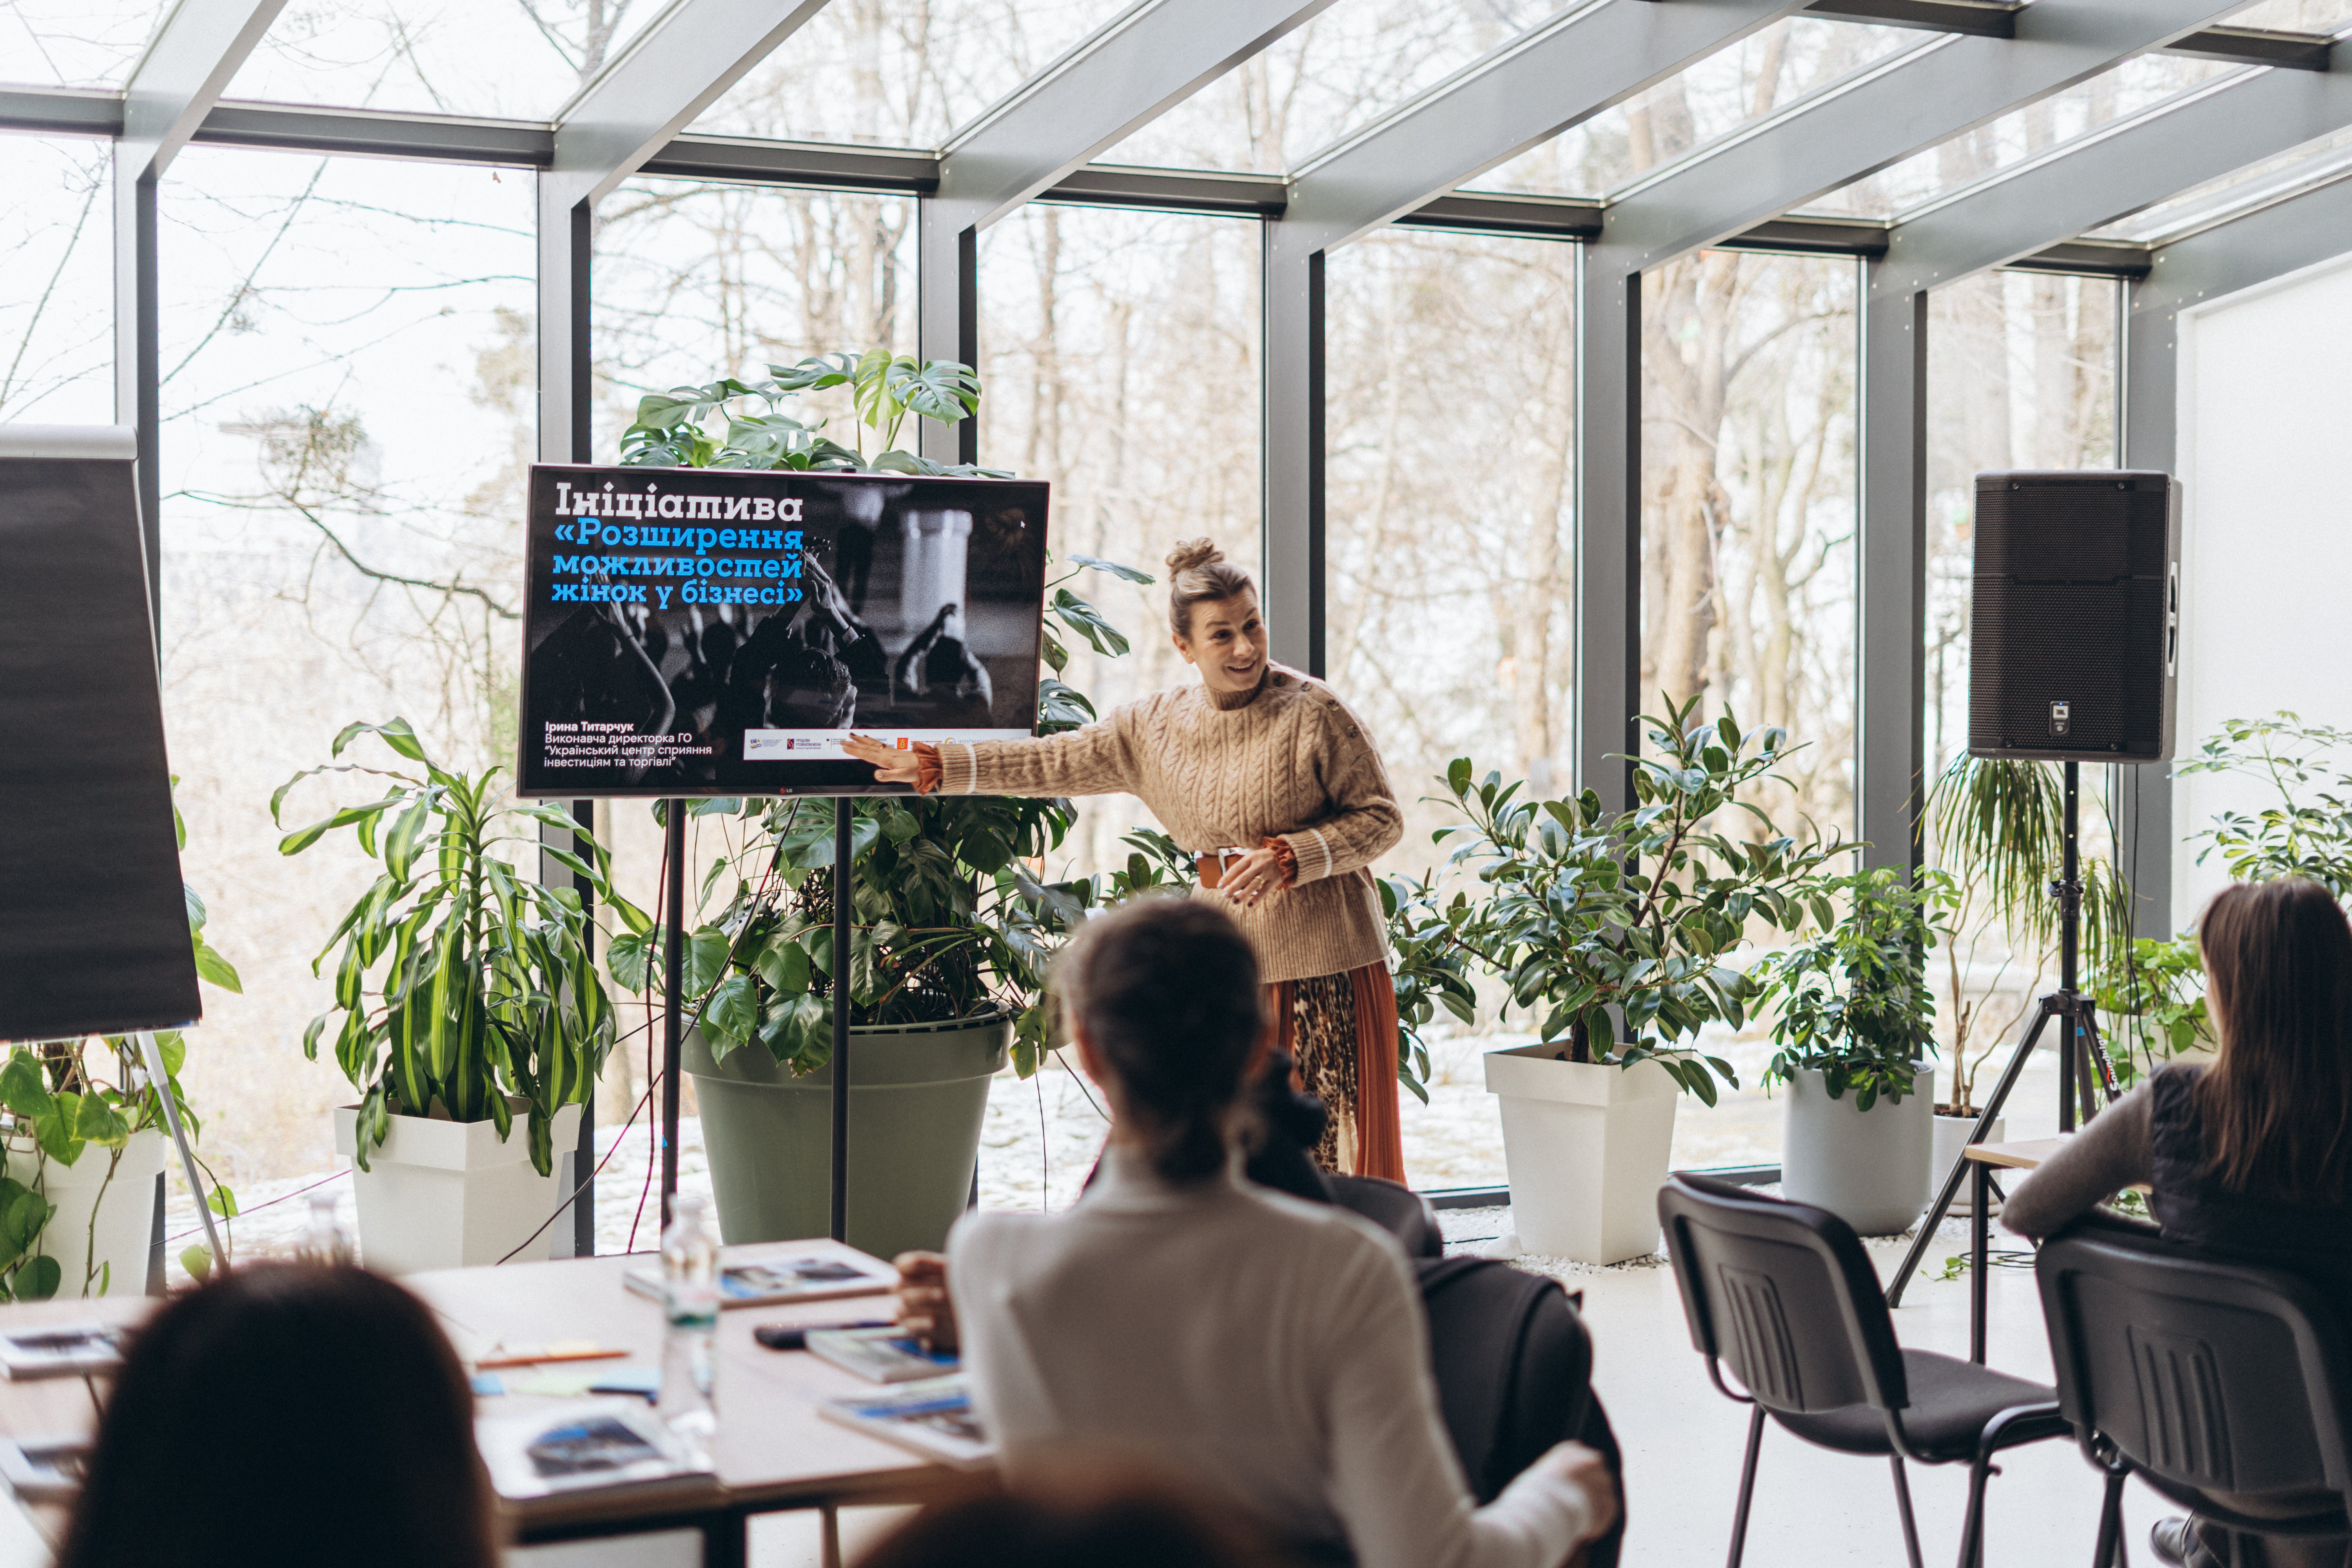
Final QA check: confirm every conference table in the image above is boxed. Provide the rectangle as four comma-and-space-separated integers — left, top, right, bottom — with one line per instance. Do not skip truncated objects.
0, 1241, 972, 1568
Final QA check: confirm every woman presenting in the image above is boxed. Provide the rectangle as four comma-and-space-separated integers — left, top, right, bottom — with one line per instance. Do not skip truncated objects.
845, 539, 1406, 1180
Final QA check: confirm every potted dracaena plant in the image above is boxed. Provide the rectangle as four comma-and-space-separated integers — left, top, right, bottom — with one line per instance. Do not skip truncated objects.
606, 350, 1172, 1258
0, 782, 242, 1298
1420, 696, 1842, 1264
276, 720, 633, 1274
1752, 866, 1956, 1235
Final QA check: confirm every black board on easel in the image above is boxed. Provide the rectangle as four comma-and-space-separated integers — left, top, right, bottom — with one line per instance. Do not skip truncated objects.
0, 426, 199, 1045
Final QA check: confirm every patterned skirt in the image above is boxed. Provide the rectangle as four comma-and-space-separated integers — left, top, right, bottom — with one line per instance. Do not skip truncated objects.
1267, 963, 1406, 1182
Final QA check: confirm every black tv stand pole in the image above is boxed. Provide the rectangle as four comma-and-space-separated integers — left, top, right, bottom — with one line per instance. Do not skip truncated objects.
829, 798, 853, 1243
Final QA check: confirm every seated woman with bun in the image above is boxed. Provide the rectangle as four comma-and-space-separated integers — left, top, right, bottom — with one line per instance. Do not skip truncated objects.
2006, 877, 2352, 1568
942, 895, 1615, 1568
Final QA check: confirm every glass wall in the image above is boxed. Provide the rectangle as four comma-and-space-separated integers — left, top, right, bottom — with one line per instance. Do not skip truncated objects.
158, 147, 535, 1183
0, 134, 114, 425
973, 201, 1262, 878
1642, 250, 1858, 837
1325, 227, 1575, 847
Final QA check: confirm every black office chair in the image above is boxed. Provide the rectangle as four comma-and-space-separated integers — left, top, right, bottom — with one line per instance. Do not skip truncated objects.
1659, 1172, 2069, 1568
1328, 1173, 1445, 1260
1417, 1255, 1624, 1568
2038, 1218, 2352, 1568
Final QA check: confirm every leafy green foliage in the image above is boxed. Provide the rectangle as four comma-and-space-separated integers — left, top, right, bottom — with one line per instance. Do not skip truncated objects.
2180, 713, 2352, 895
1425, 695, 1845, 1101
1752, 867, 1956, 1111
2094, 933, 2211, 1089
276, 720, 638, 1176
617, 352, 1005, 478
1379, 873, 1476, 1105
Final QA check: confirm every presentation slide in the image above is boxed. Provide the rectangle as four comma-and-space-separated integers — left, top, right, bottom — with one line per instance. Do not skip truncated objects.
516, 466, 1049, 797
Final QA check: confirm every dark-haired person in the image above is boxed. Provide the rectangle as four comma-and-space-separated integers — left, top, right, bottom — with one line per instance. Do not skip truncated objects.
846, 538, 1407, 1180
56, 1263, 499, 1568
944, 896, 1615, 1568
2005, 877, 2352, 1568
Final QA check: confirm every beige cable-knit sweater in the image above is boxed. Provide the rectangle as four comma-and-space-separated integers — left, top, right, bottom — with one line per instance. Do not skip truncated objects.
935, 664, 1402, 983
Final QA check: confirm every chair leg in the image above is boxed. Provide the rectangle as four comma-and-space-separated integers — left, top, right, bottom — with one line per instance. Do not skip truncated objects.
1891, 1455, 1926, 1568
1956, 1451, 1994, 1568
1727, 1406, 1766, 1568
2091, 1469, 2125, 1568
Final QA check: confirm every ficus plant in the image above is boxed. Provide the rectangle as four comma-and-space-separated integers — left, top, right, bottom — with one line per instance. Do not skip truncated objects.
275, 720, 635, 1177
1752, 866, 1957, 1111
1423, 695, 1846, 1102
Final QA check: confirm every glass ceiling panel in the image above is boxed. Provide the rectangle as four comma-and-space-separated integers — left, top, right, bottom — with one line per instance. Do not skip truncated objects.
1090, 0, 1563, 176
219, 0, 671, 121
0, 0, 168, 89
691, 0, 1134, 149
2085, 124, 2352, 243
2228, 0, 2352, 28
1465, 17, 1921, 201
1802, 52, 2244, 220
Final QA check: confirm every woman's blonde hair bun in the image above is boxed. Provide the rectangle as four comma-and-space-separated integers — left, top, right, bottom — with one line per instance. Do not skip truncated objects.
1164, 537, 1225, 575
1163, 537, 1257, 640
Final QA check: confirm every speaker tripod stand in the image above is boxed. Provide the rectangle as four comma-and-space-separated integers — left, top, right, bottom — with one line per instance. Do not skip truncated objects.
1887, 759, 2120, 1308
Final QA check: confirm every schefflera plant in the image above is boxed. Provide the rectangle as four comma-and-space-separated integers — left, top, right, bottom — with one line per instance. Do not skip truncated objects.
276, 719, 637, 1175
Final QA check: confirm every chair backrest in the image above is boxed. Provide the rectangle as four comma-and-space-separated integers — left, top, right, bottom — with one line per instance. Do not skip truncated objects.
1416, 1256, 1593, 1502
1328, 1174, 1444, 1260
1657, 1172, 1909, 1415
2037, 1220, 2352, 1501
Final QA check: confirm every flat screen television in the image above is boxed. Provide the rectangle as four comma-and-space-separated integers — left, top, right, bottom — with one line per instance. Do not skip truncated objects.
0, 427, 200, 1043
516, 466, 1050, 797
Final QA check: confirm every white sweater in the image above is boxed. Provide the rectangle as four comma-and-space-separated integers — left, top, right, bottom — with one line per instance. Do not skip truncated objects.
947, 1148, 1595, 1568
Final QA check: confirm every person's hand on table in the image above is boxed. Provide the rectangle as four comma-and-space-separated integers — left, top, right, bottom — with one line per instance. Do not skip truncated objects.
893, 1250, 957, 1352
843, 734, 923, 788
1216, 846, 1288, 908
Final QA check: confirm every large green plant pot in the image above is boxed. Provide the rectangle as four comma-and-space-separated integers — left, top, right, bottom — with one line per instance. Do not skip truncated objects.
684, 1009, 1010, 1260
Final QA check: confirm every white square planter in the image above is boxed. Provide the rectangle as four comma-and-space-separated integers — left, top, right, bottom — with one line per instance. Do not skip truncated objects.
333, 1101, 581, 1276
1485, 1046, 1681, 1265
16, 1128, 165, 1298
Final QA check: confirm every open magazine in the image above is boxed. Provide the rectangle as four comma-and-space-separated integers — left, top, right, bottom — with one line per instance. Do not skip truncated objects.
477, 1399, 717, 1502
805, 1327, 959, 1384
625, 1247, 898, 1310
818, 1376, 992, 1469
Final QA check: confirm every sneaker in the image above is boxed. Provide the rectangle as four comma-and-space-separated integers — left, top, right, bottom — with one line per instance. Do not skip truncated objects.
2151, 1517, 2224, 1568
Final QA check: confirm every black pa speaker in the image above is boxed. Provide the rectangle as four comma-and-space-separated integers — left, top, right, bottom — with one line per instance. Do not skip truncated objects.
1968, 470, 2179, 763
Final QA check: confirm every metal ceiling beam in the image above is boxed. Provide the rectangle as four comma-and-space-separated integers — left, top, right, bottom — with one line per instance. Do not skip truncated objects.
917, 0, 1338, 465
1878, 46, 2351, 297
114, 0, 289, 625
1263, 0, 1809, 677
537, 0, 829, 468
1580, 0, 2252, 845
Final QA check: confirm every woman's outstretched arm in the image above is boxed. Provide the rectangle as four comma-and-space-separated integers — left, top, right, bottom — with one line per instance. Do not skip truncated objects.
2002, 1085, 2155, 1238
844, 713, 1142, 800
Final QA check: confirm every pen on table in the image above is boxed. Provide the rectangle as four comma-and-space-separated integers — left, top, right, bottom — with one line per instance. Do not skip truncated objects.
752, 1318, 897, 1351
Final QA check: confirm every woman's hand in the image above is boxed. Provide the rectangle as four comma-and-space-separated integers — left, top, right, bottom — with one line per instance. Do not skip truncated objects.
1216, 846, 1288, 908
843, 733, 924, 788
1539, 1442, 1619, 1551
892, 1250, 958, 1352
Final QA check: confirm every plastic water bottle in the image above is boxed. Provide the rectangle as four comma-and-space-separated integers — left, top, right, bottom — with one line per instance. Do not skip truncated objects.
293, 1191, 353, 1267
657, 1194, 719, 1448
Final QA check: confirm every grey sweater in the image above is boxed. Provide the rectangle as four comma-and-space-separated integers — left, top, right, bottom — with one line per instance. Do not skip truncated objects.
1999, 1084, 2156, 1238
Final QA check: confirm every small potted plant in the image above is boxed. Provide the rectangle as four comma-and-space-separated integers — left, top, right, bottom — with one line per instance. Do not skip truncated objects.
1426, 697, 1839, 1263
276, 720, 631, 1274
1753, 866, 1955, 1235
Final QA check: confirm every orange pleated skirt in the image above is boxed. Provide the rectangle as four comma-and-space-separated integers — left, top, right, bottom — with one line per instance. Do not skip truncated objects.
1267, 962, 1406, 1183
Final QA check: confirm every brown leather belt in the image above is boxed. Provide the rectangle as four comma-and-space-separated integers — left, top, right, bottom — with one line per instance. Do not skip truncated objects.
1196, 849, 1252, 889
